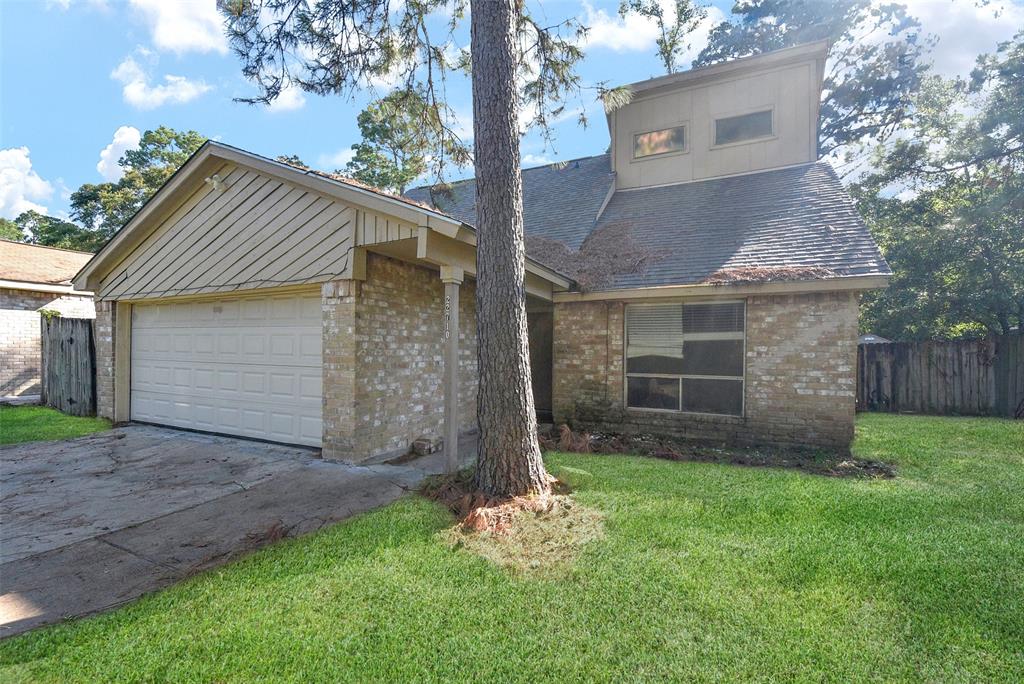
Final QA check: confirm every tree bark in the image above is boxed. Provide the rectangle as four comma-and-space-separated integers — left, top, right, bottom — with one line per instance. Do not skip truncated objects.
470, 0, 550, 497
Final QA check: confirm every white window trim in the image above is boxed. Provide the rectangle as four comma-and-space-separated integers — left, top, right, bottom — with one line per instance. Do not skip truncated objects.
710, 106, 775, 150
630, 120, 690, 162
624, 300, 746, 417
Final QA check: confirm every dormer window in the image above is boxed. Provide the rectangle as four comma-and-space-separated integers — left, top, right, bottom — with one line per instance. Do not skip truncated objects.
714, 109, 773, 146
633, 125, 686, 159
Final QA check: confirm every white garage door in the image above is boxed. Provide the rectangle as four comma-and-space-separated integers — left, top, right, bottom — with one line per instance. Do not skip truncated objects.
130, 291, 322, 446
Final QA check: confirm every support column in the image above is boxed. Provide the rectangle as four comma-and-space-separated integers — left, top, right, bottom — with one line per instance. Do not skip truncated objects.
441, 266, 464, 473
322, 279, 359, 462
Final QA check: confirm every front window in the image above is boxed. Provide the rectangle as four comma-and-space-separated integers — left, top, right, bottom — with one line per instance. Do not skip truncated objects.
633, 125, 686, 159
625, 301, 745, 415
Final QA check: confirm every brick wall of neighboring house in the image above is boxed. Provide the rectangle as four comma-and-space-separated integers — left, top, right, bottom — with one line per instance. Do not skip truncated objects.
323, 253, 478, 462
552, 291, 859, 451
1, 287, 96, 397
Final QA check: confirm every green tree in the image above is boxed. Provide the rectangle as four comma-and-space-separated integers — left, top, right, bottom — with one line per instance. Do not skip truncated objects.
619, 0, 706, 74
0, 217, 22, 241
13, 210, 103, 252
343, 90, 442, 193
695, 0, 931, 161
276, 154, 309, 168
70, 126, 206, 240
854, 34, 1024, 339
223, 0, 594, 497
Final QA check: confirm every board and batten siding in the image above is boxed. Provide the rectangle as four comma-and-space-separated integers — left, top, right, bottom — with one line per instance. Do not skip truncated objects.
93, 163, 418, 301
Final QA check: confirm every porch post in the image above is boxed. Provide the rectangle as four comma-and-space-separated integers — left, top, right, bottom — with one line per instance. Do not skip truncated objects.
440, 266, 464, 473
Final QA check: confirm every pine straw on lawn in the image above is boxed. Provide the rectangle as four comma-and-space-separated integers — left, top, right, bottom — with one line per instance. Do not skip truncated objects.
421, 470, 604, 575
539, 424, 896, 479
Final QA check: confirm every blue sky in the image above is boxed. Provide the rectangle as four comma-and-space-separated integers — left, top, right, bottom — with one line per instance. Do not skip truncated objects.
1, 0, 1022, 221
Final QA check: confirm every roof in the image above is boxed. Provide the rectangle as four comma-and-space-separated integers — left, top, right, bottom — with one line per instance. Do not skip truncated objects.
74, 141, 571, 297
0, 240, 94, 286
406, 153, 614, 250
406, 160, 890, 291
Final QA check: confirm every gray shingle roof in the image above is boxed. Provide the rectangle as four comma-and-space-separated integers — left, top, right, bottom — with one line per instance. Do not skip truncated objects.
405, 154, 614, 249
406, 158, 890, 290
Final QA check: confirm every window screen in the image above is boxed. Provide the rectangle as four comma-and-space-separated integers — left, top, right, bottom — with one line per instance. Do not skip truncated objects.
625, 302, 745, 415
714, 110, 773, 146
633, 125, 686, 158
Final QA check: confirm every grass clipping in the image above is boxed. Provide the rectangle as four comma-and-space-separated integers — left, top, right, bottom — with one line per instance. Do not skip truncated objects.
422, 471, 604, 575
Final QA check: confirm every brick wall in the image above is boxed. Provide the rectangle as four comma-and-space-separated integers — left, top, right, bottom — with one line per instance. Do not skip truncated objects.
323, 253, 478, 462
94, 300, 115, 419
1, 288, 95, 397
552, 291, 859, 451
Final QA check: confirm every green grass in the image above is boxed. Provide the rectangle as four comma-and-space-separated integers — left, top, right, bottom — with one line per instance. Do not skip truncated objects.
2, 414, 1022, 681
0, 405, 110, 445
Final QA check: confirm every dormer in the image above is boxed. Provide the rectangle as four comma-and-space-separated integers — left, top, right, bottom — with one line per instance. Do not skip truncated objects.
608, 41, 828, 189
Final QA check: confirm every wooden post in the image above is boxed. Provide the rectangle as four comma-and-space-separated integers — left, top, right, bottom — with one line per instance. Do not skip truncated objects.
441, 266, 464, 474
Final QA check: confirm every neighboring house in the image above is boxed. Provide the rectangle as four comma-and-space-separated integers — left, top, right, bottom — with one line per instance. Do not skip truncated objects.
1, 240, 95, 399
73, 41, 889, 460
859, 334, 892, 344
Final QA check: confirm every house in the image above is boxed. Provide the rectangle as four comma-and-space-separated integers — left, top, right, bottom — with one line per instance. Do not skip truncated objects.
1, 240, 95, 399
859, 334, 892, 344
73, 41, 889, 460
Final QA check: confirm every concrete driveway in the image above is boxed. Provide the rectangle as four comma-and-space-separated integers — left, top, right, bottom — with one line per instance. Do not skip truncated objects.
1, 425, 452, 637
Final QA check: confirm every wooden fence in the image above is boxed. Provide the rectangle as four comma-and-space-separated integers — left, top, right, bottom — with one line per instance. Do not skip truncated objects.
857, 335, 1024, 418
40, 317, 96, 416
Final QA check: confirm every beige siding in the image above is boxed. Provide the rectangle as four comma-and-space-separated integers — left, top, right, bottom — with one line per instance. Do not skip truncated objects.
613, 61, 818, 189
95, 164, 360, 300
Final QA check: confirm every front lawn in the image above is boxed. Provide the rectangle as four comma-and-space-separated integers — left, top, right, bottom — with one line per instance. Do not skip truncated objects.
0, 405, 110, 445
2, 414, 1022, 681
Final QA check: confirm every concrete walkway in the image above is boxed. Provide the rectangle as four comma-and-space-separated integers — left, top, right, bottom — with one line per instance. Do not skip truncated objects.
0, 426, 469, 638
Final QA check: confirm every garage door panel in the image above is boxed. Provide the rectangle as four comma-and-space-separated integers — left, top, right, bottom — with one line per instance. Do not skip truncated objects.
131, 292, 322, 447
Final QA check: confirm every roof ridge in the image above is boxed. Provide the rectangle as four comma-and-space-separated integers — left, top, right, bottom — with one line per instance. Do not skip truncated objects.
0, 238, 94, 256
406, 151, 611, 195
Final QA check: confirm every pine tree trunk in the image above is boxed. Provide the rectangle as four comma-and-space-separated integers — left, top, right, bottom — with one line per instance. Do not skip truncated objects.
470, 0, 551, 497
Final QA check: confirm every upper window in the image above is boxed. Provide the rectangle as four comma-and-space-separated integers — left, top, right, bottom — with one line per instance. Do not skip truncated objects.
625, 301, 745, 416
633, 125, 686, 159
714, 110, 773, 146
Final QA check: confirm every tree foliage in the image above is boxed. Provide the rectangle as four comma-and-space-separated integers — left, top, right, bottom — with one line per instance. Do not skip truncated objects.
70, 126, 205, 241
0, 217, 22, 242
619, 0, 706, 74
343, 90, 437, 193
695, 0, 930, 162
9, 210, 103, 252
221, 0, 601, 175
853, 32, 1024, 339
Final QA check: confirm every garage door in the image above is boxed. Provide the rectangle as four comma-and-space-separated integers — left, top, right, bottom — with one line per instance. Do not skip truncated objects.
130, 292, 322, 446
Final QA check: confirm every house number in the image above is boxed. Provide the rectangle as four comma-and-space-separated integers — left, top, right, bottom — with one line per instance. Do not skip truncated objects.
443, 295, 451, 340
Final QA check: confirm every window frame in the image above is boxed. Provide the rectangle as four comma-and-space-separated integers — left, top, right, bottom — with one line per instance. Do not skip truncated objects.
630, 121, 690, 161
623, 300, 746, 417
710, 107, 775, 149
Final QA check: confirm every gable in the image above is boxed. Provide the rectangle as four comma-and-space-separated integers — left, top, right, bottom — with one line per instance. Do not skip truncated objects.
95, 162, 358, 301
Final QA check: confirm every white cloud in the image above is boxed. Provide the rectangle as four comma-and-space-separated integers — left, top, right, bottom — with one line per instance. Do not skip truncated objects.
111, 56, 212, 110
128, 0, 227, 55
521, 153, 555, 167
96, 126, 142, 181
896, 0, 1024, 78
268, 82, 307, 112
0, 147, 54, 219
317, 148, 356, 171
46, 0, 109, 10
580, 1, 724, 66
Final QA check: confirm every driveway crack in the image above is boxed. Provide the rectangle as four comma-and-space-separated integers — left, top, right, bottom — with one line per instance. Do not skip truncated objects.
96, 537, 180, 574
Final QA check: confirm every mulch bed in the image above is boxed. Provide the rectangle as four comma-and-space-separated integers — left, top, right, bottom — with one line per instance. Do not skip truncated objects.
538, 424, 896, 479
